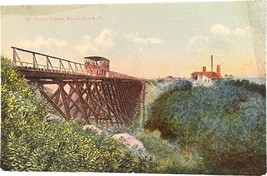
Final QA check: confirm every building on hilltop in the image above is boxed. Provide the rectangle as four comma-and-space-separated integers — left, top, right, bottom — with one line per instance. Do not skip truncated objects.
191, 55, 223, 86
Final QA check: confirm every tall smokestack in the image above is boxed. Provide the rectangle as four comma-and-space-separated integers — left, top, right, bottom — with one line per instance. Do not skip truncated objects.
217, 65, 221, 77
213, 54, 215, 72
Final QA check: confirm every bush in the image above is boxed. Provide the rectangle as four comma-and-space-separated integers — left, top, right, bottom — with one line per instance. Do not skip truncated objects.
4, 121, 152, 172
145, 79, 266, 174
1, 56, 154, 172
137, 131, 210, 174
154, 78, 192, 93
226, 79, 266, 97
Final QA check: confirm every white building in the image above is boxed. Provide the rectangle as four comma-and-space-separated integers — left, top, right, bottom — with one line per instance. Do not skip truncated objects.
191, 65, 222, 87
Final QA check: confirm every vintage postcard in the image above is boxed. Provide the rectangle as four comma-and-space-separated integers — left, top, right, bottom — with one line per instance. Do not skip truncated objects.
1, 1, 266, 175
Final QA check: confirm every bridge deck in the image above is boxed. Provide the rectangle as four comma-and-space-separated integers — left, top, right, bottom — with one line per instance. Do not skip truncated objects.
16, 66, 142, 82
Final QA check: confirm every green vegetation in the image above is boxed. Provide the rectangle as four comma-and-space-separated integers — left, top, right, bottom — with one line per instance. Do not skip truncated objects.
137, 130, 210, 174
1, 57, 265, 174
227, 78, 266, 97
1, 56, 153, 172
143, 78, 266, 174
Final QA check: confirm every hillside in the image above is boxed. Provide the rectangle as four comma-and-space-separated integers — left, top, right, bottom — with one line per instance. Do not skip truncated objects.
142, 77, 266, 174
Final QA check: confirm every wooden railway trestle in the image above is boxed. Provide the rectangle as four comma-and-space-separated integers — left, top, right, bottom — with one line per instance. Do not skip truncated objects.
34, 78, 144, 127
12, 46, 145, 127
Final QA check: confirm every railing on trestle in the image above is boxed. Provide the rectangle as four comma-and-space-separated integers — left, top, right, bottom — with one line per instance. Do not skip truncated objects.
12, 46, 86, 74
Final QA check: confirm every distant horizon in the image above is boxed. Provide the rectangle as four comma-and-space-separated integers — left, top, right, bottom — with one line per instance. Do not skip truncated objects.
3, 45, 266, 79
144, 75, 266, 80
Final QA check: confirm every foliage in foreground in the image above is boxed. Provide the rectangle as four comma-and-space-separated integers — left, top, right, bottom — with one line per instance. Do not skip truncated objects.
137, 130, 210, 174
1, 56, 153, 172
145, 79, 266, 174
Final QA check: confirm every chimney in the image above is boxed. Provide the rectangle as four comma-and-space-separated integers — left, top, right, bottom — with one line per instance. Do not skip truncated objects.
202, 66, 206, 72
217, 65, 221, 77
213, 54, 215, 72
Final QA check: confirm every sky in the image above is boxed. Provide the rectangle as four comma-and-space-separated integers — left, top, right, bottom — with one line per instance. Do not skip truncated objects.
1, 1, 266, 78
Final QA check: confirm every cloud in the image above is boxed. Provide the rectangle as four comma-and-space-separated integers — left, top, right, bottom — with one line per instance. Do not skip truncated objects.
95, 28, 114, 47
19, 36, 67, 49
75, 35, 93, 54
210, 23, 253, 38
190, 35, 208, 46
189, 35, 208, 52
188, 24, 255, 53
210, 23, 230, 37
125, 33, 162, 45
232, 26, 253, 37
233, 28, 246, 37
75, 28, 114, 54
